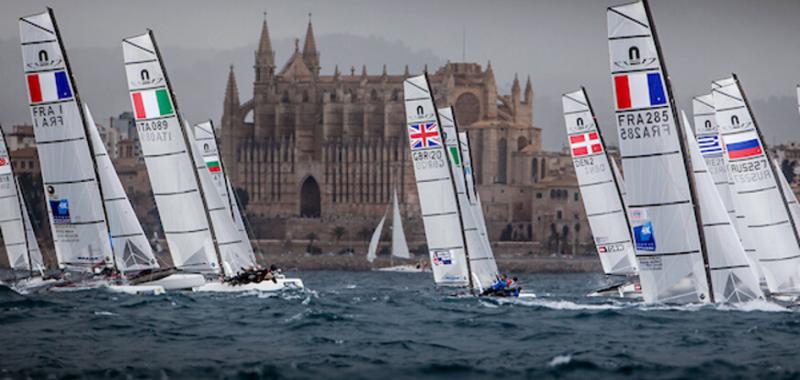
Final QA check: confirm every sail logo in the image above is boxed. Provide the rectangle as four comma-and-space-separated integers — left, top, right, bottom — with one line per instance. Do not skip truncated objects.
431, 250, 452, 266
697, 135, 723, 157
613, 46, 657, 70
130, 89, 174, 120
26, 49, 63, 70
49, 199, 71, 224
408, 122, 441, 150
26, 71, 72, 104
131, 68, 164, 87
569, 132, 602, 157
725, 132, 762, 160
0, 157, 9, 175
633, 221, 656, 252
613, 72, 666, 110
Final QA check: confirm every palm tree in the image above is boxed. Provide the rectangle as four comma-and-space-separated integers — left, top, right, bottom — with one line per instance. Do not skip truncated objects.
332, 226, 346, 242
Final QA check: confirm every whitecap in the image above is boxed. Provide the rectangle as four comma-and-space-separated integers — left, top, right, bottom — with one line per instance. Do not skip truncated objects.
548, 354, 572, 367
93, 311, 116, 316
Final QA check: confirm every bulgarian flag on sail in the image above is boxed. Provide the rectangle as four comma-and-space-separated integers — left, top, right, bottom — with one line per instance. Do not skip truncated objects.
204, 155, 221, 173
130, 88, 173, 120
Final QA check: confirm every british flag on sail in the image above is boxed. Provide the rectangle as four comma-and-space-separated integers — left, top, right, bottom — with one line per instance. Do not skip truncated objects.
408, 122, 441, 150
696, 135, 723, 157
569, 132, 602, 157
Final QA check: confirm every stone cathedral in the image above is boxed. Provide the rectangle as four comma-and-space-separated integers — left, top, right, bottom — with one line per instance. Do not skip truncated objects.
220, 18, 543, 244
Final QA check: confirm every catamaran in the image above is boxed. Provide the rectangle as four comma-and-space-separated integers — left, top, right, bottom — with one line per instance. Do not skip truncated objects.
562, 88, 641, 298
0, 127, 56, 291
121, 30, 301, 292
366, 189, 423, 272
712, 75, 800, 299
607, 0, 721, 304
19, 9, 164, 295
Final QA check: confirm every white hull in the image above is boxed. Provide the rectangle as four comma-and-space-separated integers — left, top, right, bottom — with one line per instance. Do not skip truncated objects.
50, 278, 109, 292
375, 265, 429, 273
106, 284, 165, 295
193, 277, 304, 293
137, 273, 206, 290
588, 281, 642, 299
8, 277, 61, 294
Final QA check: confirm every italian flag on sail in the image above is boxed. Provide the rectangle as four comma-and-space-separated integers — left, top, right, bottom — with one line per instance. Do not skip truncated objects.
204, 156, 221, 173
131, 88, 173, 120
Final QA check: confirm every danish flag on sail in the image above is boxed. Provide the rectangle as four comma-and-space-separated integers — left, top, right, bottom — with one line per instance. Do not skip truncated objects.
569, 132, 602, 157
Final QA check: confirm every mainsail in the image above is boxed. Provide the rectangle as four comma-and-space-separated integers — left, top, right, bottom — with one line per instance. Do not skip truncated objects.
712, 76, 800, 295
17, 180, 44, 271
186, 120, 254, 275
458, 132, 495, 265
390, 189, 411, 259
439, 107, 497, 289
122, 31, 219, 273
774, 159, 800, 237
0, 129, 42, 272
562, 88, 638, 276
607, 0, 711, 303
19, 9, 114, 270
366, 213, 386, 263
403, 74, 470, 286
193, 121, 256, 264
85, 105, 159, 273
682, 111, 763, 302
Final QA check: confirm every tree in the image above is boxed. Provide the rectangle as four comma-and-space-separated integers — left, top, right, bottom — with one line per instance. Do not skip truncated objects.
305, 232, 318, 254
332, 226, 346, 242
781, 159, 797, 184
234, 187, 250, 211
357, 227, 372, 244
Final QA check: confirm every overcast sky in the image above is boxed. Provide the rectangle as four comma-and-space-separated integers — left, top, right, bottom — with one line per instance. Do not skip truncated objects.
1, 0, 799, 150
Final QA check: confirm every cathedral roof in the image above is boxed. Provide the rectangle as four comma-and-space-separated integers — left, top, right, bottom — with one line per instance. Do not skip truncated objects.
279, 40, 314, 80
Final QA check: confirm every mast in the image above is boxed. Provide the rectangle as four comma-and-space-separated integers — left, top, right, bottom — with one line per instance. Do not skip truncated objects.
580, 86, 637, 275
148, 30, 224, 276
48, 7, 117, 271
735, 74, 800, 248
642, 0, 714, 302
436, 103, 474, 293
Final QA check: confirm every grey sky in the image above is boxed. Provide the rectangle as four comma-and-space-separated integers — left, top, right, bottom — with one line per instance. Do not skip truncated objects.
1, 0, 799, 150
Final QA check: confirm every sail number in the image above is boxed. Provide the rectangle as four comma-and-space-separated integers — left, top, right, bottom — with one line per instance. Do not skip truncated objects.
617, 110, 671, 140
729, 158, 772, 183
412, 150, 445, 170
137, 120, 173, 142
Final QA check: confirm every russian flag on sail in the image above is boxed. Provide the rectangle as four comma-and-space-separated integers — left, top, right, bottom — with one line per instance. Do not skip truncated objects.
26, 71, 72, 104
130, 89, 173, 120
614, 72, 666, 110
725, 132, 762, 159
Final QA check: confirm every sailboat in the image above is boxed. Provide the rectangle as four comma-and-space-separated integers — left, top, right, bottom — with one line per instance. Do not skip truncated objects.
402, 73, 471, 288
712, 75, 800, 297
607, 0, 713, 304
19, 9, 164, 294
561, 88, 641, 298
366, 189, 422, 272
0, 127, 56, 291
438, 107, 499, 291
121, 30, 301, 292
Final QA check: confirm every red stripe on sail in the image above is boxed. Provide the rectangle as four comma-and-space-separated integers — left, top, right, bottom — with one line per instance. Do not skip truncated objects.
572, 147, 588, 156
27, 74, 42, 103
131, 92, 146, 119
591, 144, 602, 153
614, 75, 631, 110
569, 135, 585, 144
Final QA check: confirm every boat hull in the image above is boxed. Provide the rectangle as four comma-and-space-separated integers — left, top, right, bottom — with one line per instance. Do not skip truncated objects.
106, 284, 165, 295
136, 273, 206, 290
375, 265, 429, 273
193, 277, 304, 293
588, 281, 642, 299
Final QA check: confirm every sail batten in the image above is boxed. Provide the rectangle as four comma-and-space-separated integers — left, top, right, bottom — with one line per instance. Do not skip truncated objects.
607, 1, 710, 303
403, 74, 469, 286
562, 88, 638, 277
19, 9, 114, 271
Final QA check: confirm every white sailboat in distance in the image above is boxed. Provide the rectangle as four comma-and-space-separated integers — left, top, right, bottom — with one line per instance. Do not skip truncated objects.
367, 189, 423, 272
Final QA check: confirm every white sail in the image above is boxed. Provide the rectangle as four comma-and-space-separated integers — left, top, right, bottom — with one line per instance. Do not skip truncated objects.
607, 1, 710, 304
391, 189, 411, 259
774, 159, 800, 244
682, 111, 763, 302
19, 10, 114, 271
562, 89, 638, 276
17, 180, 44, 271
458, 132, 494, 263
122, 31, 219, 273
186, 120, 254, 276
367, 214, 386, 263
85, 105, 159, 273
712, 75, 800, 295
403, 74, 469, 286
439, 107, 497, 289
0, 130, 34, 271
611, 157, 627, 199
194, 121, 256, 263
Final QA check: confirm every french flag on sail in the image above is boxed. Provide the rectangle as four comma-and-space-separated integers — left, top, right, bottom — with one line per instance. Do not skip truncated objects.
614, 72, 666, 110
725, 132, 762, 159
26, 71, 73, 104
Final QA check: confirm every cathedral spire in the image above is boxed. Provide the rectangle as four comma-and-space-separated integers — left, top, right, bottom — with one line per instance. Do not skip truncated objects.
525, 75, 533, 103
255, 14, 275, 82
512, 73, 520, 94
302, 12, 320, 77
224, 65, 240, 110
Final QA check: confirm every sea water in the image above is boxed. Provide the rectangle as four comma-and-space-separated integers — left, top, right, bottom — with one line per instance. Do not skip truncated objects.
1, 271, 798, 379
